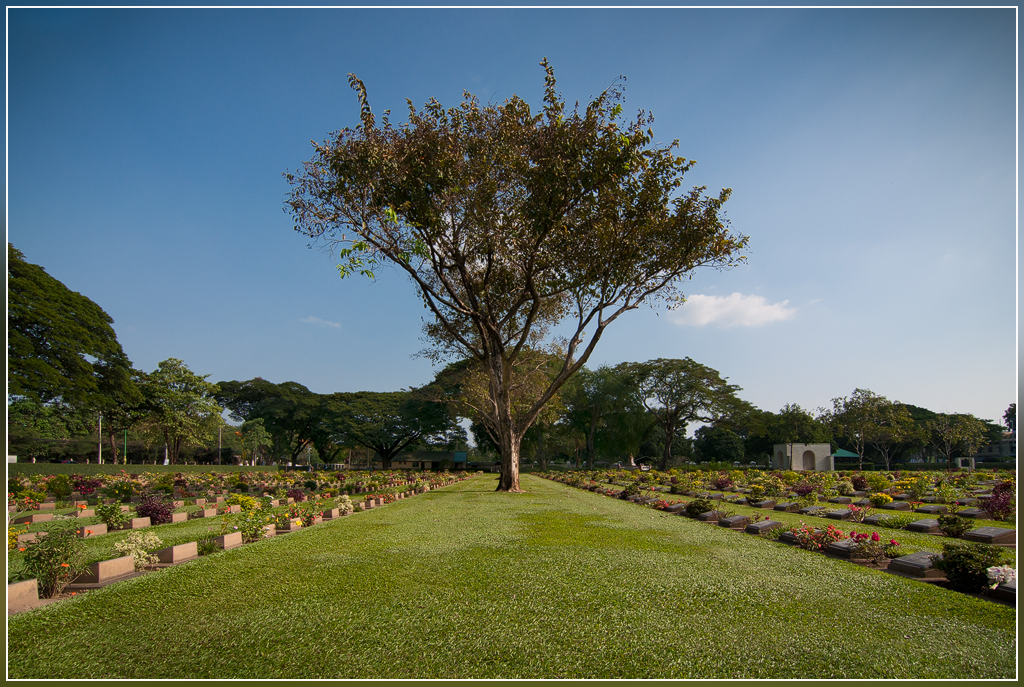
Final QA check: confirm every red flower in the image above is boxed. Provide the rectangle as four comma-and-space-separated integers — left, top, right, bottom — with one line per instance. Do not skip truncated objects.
871, 532, 880, 542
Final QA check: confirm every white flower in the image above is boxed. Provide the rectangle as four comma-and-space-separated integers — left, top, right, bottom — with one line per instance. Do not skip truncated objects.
986, 566, 1016, 589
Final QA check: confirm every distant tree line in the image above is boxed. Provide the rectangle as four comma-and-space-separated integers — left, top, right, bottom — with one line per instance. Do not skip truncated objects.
8, 243, 1008, 471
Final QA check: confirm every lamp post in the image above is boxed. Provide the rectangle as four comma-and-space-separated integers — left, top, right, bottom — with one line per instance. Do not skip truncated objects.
98, 413, 103, 464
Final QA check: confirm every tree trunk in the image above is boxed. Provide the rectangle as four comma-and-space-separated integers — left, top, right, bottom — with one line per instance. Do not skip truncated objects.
495, 431, 522, 491
490, 356, 523, 492
660, 419, 675, 472
106, 430, 121, 464
536, 428, 547, 471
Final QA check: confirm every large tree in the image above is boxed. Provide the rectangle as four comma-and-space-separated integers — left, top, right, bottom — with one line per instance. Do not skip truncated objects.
826, 389, 887, 471
619, 358, 742, 471
286, 61, 746, 491
142, 358, 223, 465
216, 378, 325, 464
927, 413, 989, 470
324, 389, 459, 469
562, 365, 647, 469
864, 401, 920, 471
7, 244, 129, 407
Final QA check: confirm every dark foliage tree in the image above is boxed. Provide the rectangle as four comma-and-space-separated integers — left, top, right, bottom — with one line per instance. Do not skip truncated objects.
324, 389, 461, 469
693, 425, 745, 464
216, 378, 324, 464
8, 243, 130, 407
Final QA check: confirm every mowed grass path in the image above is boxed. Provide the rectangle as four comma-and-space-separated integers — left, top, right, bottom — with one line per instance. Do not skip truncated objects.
7, 474, 1016, 679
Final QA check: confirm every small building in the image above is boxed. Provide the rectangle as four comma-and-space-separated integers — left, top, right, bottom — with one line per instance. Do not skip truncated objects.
771, 443, 834, 471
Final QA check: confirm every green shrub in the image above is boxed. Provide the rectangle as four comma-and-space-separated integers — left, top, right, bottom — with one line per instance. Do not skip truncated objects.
865, 472, 891, 493
933, 542, 1008, 593
196, 536, 221, 556
103, 480, 135, 503
20, 524, 89, 598
937, 513, 974, 538
95, 502, 131, 530
684, 498, 715, 518
835, 480, 855, 496
878, 513, 914, 530
46, 474, 73, 499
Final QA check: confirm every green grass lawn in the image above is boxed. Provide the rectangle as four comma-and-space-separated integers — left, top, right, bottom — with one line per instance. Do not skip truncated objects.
7, 474, 1016, 679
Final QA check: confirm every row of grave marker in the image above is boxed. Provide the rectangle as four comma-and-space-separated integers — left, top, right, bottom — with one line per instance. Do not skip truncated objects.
8, 478, 464, 614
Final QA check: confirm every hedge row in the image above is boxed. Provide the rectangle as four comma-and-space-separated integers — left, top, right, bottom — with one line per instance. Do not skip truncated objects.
6, 464, 281, 477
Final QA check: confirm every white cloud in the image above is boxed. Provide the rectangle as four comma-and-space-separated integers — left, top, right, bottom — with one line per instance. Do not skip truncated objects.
669, 293, 796, 328
300, 316, 341, 329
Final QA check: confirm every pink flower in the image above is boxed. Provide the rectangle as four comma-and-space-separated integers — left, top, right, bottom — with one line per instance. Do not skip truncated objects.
890, 539, 898, 546
871, 532, 880, 542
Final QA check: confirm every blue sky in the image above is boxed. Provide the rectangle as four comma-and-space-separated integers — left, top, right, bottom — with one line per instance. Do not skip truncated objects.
7, 8, 1017, 430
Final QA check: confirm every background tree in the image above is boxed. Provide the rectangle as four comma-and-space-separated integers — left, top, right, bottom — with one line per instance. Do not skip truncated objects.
240, 418, 273, 465
286, 61, 747, 491
864, 401, 919, 471
927, 413, 989, 470
216, 378, 325, 464
1003, 403, 1016, 433
91, 362, 150, 464
693, 425, 745, 464
8, 244, 130, 407
620, 358, 742, 471
325, 389, 459, 469
826, 389, 886, 471
562, 365, 645, 469
141, 358, 222, 465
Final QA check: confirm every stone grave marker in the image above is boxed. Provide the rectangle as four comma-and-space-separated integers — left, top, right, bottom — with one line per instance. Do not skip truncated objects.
75, 555, 136, 584
914, 505, 948, 515
12, 513, 53, 525
828, 496, 852, 504
987, 577, 1016, 604
825, 509, 852, 521
962, 527, 1015, 546
880, 502, 911, 511
214, 532, 243, 550
887, 550, 944, 578
824, 539, 862, 559
750, 500, 776, 509
719, 515, 751, 529
774, 502, 801, 512
745, 520, 784, 535
905, 518, 941, 534
956, 507, 992, 519
696, 511, 719, 522
156, 542, 198, 565
798, 505, 825, 515
78, 524, 107, 538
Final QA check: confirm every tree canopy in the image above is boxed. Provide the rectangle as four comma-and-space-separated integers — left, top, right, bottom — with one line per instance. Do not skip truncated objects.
620, 358, 742, 470
286, 60, 747, 491
7, 243, 131, 406
323, 389, 461, 469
